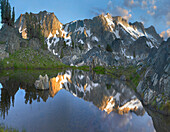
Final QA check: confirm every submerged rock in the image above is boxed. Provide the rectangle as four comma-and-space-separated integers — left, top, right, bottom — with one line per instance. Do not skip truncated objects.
35, 74, 49, 90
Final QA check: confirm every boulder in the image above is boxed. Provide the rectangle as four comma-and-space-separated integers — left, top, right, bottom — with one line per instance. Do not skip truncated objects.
29, 38, 41, 50
20, 39, 28, 48
0, 25, 21, 54
35, 74, 49, 90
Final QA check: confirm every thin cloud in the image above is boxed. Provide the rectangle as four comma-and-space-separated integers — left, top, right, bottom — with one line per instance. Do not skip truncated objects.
90, 7, 106, 16
105, 0, 132, 21
142, 1, 147, 8
166, 12, 170, 26
90, 0, 169, 35
91, 0, 132, 21
160, 29, 170, 39
152, 0, 170, 27
147, 10, 155, 16
124, 0, 140, 8
153, 5, 157, 10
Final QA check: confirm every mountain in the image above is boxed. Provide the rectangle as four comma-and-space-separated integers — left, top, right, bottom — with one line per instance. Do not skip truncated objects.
137, 38, 170, 115
15, 11, 163, 66
15, 10, 62, 39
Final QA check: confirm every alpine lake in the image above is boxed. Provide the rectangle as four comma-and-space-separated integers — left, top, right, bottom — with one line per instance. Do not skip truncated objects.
0, 69, 169, 132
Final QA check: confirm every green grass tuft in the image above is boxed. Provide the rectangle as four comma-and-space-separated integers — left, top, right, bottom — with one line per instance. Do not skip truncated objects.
0, 41, 6, 44
0, 48, 66, 69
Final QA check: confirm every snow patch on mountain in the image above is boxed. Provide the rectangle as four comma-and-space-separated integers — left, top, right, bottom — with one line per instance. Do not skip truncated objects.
146, 41, 154, 48
104, 15, 115, 31
119, 22, 147, 40
114, 30, 120, 38
86, 29, 92, 37
104, 15, 121, 38
56, 30, 59, 35
145, 33, 159, 48
19, 27, 26, 33
121, 48, 134, 59
119, 99, 143, 111
87, 43, 92, 51
78, 39, 84, 44
53, 49, 58, 56
75, 26, 84, 34
46, 32, 53, 51
78, 75, 84, 80
92, 36, 99, 42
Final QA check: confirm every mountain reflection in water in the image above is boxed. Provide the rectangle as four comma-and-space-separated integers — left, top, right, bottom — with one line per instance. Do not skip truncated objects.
0, 70, 167, 132
46, 70, 144, 116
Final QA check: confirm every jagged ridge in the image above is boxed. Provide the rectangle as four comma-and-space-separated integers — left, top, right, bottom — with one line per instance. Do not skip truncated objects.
15, 11, 163, 66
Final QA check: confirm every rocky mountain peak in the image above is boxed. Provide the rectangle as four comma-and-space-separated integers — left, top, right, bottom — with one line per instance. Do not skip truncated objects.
112, 16, 128, 26
15, 11, 62, 38
105, 13, 112, 19
14, 12, 163, 63
145, 25, 163, 44
131, 22, 145, 31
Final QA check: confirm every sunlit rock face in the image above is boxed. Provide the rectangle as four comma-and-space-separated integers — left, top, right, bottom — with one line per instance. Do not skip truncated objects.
15, 11, 163, 66
49, 71, 72, 97
15, 11, 62, 39
35, 74, 49, 90
46, 13, 162, 65
34, 69, 145, 116
99, 96, 144, 115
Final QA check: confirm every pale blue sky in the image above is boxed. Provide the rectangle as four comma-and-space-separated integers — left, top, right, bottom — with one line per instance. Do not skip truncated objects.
0, 83, 2, 88
0, 0, 170, 38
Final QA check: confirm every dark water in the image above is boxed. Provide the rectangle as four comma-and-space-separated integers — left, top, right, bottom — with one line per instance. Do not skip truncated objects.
0, 69, 169, 132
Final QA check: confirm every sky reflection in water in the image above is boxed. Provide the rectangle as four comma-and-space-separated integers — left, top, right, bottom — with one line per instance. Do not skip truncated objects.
0, 70, 156, 132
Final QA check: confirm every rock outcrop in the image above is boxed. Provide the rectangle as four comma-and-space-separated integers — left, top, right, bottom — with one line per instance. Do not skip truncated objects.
15, 10, 62, 38
62, 47, 121, 66
137, 38, 170, 115
29, 38, 41, 50
0, 44, 9, 61
35, 74, 49, 90
0, 25, 21, 54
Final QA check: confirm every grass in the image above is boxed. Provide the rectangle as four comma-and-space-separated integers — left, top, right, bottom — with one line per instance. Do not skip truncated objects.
159, 101, 170, 113
93, 66, 106, 74
0, 47, 144, 91
151, 98, 157, 106
0, 41, 5, 44
73, 65, 143, 92
106, 84, 112, 90
150, 95, 170, 114
0, 69, 65, 83
131, 74, 140, 87
71, 65, 142, 89
0, 124, 25, 132
0, 48, 67, 69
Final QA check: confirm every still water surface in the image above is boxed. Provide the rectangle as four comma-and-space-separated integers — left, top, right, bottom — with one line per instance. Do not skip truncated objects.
0, 69, 169, 132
